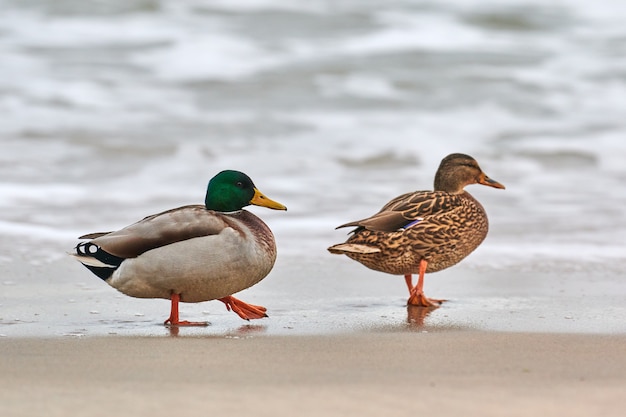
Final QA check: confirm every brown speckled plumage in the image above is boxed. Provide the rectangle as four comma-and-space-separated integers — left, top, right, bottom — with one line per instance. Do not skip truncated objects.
336, 191, 490, 275
328, 153, 505, 306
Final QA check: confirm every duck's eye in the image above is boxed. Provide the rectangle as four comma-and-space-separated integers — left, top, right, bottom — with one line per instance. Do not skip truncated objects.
236, 181, 244, 188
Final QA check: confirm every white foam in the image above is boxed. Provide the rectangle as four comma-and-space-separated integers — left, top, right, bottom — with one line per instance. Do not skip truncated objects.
315, 73, 400, 99
341, 12, 508, 54
133, 31, 290, 81
2, 11, 178, 47
0, 219, 80, 241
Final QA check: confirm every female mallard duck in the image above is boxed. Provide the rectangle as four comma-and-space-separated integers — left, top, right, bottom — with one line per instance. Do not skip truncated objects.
328, 153, 504, 307
72, 170, 287, 326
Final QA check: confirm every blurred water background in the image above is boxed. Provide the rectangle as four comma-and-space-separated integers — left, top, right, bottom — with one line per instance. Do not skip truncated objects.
1, 0, 625, 336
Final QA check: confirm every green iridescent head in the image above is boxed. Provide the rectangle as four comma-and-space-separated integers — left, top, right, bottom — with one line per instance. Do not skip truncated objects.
205, 170, 287, 212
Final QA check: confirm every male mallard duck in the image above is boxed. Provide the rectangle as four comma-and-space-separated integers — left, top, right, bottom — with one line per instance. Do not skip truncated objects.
328, 153, 504, 307
72, 170, 287, 326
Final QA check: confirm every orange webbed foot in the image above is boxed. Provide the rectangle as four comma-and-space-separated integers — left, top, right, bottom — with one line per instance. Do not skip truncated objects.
219, 296, 268, 320
404, 263, 445, 307
407, 289, 446, 307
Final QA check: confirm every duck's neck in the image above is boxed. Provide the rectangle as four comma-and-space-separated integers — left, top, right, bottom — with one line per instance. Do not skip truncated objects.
433, 172, 466, 194
434, 180, 464, 194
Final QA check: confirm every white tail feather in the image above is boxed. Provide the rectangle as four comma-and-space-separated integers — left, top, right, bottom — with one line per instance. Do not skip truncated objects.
69, 253, 117, 268
328, 243, 380, 254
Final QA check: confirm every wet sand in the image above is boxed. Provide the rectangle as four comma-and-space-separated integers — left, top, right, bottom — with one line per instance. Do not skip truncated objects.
1, 332, 625, 417
3, 250, 626, 337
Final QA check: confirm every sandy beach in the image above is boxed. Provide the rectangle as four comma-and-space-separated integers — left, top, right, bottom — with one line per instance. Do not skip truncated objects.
1, 331, 625, 417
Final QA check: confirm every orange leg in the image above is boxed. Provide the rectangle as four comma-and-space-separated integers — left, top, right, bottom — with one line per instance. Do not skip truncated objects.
404, 274, 414, 293
219, 296, 268, 320
164, 293, 208, 326
406, 259, 445, 307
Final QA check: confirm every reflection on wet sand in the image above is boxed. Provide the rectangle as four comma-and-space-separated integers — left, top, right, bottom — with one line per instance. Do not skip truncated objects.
232, 324, 267, 336
167, 323, 267, 337
406, 305, 440, 327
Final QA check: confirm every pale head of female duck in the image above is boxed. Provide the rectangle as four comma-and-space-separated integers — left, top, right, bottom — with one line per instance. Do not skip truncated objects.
433, 153, 505, 194
205, 170, 287, 212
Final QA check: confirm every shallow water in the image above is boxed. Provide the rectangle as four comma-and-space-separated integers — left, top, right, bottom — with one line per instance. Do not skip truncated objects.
1, 0, 625, 337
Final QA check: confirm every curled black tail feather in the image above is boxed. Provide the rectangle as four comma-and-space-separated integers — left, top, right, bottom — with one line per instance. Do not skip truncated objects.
75, 242, 125, 280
